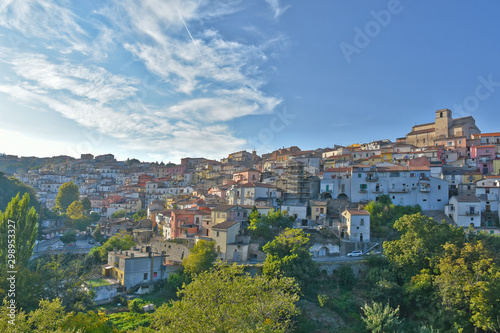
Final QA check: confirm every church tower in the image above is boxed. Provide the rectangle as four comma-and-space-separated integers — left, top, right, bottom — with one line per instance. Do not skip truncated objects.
435, 109, 452, 139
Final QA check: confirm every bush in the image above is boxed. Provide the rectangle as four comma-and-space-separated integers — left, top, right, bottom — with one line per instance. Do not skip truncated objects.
128, 298, 147, 313
318, 294, 330, 308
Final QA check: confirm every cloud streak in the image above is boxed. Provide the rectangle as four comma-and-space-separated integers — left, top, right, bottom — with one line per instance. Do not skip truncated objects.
0, 0, 288, 161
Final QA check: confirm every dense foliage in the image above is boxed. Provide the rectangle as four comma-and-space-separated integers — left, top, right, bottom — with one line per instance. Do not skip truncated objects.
263, 228, 319, 286
55, 181, 79, 212
150, 263, 300, 333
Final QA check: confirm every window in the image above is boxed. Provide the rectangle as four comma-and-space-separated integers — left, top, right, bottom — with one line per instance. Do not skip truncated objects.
144, 273, 148, 280
154, 272, 157, 278
316, 208, 319, 212
438, 185, 441, 190
360, 218, 365, 226
358, 174, 362, 178
216, 231, 219, 237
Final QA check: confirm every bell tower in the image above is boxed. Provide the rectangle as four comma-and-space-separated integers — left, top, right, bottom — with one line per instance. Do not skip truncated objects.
435, 109, 452, 139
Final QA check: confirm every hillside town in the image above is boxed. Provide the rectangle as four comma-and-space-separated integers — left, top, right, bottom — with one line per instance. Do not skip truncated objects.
1, 109, 499, 296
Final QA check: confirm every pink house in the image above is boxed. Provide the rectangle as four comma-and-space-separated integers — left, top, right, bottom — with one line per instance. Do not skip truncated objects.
233, 168, 261, 184
471, 145, 496, 175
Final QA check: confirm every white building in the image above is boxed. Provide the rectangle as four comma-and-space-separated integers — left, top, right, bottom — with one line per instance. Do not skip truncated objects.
445, 196, 481, 228
475, 177, 500, 213
320, 165, 449, 210
226, 182, 279, 206
341, 209, 370, 242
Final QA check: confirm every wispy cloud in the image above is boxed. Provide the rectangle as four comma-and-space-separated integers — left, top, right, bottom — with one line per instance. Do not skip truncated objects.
0, 0, 88, 53
0, 0, 287, 161
264, 0, 290, 19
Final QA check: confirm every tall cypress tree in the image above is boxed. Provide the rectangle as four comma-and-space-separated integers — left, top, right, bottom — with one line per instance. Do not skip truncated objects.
0, 193, 38, 268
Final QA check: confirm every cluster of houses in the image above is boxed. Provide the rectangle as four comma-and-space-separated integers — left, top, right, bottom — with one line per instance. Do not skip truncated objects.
2, 108, 500, 299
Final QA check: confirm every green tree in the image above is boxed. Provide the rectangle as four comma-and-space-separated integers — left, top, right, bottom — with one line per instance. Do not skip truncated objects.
133, 209, 147, 221
0, 298, 29, 332
111, 210, 127, 218
27, 298, 68, 332
383, 213, 464, 280
89, 212, 100, 223
0, 172, 41, 212
59, 230, 77, 245
248, 209, 294, 239
262, 228, 319, 286
74, 216, 92, 232
435, 241, 500, 332
66, 201, 84, 220
92, 224, 105, 244
151, 262, 300, 332
364, 197, 421, 239
361, 301, 402, 333
87, 231, 135, 264
80, 197, 92, 212
0, 193, 38, 268
182, 240, 218, 277
55, 182, 79, 212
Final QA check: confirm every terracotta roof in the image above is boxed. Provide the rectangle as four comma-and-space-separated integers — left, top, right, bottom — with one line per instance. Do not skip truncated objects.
237, 182, 275, 188
212, 204, 243, 211
407, 128, 435, 136
477, 132, 500, 137
412, 121, 435, 129
324, 167, 352, 172
212, 220, 240, 230
472, 145, 496, 148
345, 209, 370, 215
454, 196, 480, 203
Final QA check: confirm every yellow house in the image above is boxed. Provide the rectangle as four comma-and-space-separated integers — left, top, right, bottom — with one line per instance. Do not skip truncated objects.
463, 172, 483, 184
493, 159, 500, 175
366, 155, 382, 165
381, 148, 393, 162
310, 200, 327, 220
324, 159, 336, 169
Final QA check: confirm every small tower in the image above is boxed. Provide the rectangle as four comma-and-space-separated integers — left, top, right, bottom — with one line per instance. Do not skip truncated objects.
435, 109, 452, 139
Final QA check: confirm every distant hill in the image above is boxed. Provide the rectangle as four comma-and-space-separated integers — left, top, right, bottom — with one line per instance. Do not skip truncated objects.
0, 171, 41, 212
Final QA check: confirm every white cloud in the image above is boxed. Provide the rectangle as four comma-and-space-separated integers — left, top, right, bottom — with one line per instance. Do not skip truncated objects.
264, 0, 290, 19
0, 0, 89, 53
0, 0, 286, 161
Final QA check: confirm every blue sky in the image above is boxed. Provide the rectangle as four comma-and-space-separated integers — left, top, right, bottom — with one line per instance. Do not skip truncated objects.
0, 1, 499, 163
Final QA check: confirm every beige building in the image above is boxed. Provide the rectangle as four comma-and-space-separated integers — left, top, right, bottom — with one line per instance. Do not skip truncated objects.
405, 109, 480, 147
212, 221, 247, 262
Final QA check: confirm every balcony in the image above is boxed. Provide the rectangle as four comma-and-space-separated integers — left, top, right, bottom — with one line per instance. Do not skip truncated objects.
372, 189, 383, 193
465, 211, 479, 216
366, 176, 378, 182
389, 188, 409, 193
359, 189, 367, 193
419, 186, 430, 192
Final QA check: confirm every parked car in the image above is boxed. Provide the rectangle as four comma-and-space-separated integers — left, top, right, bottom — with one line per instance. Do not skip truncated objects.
347, 250, 363, 257
367, 250, 381, 256
88, 239, 94, 244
